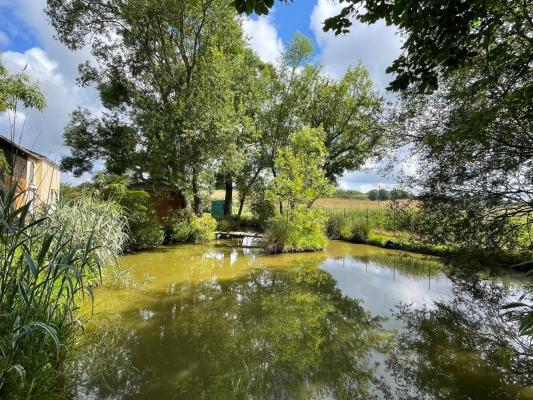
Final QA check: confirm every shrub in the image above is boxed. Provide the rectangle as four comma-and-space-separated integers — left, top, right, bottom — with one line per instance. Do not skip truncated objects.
119, 190, 164, 251
250, 191, 276, 227
217, 215, 262, 232
325, 213, 346, 240
344, 219, 369, 242
325, 212, 369, 243
264, 206, 327, 254
166, 209, 217, 244
190, 213, 217, 243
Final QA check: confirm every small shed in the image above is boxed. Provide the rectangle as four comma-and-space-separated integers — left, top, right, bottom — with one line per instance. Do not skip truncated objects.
128, 182, 183, 220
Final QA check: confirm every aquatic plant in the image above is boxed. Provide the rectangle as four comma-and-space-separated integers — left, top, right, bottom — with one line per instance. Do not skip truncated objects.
50, 194, 127, 266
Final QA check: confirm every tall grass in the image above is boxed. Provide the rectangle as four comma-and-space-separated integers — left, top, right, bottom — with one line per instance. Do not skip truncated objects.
52, 195, 127, 265
0, 186, 125, 398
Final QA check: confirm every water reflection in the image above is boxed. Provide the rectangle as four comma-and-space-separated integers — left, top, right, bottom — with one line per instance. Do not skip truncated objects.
69, 241, 532, 400
387, 271, 533, 400
71, 263, 393, 399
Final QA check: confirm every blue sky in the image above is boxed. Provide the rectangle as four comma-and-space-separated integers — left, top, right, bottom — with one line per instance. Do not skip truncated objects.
0, 0, 408, 190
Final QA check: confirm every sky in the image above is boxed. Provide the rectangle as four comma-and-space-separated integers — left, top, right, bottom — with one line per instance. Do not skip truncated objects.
0, 0, 406, 191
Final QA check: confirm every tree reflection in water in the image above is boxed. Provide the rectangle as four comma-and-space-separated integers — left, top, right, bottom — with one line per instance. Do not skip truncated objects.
69, 263, 393, 400
387, 270, 533, 400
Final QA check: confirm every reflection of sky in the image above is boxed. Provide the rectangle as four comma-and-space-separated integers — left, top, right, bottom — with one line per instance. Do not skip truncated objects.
320, 257, 453, 330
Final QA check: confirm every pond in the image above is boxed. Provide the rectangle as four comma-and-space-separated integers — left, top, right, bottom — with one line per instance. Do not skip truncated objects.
70, 240, 533, 400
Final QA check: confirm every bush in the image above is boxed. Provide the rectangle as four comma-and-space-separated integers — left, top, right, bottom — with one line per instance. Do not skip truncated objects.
344, 219, 369, 242
325, 212, 369, 243
325, 213, 345, 240
250, 191, 276, 227
166, 209, 217, 244
264, 206, 327, 254
217, 215, 262, 232
190, 213, 217, 243
119, 190, 164, 251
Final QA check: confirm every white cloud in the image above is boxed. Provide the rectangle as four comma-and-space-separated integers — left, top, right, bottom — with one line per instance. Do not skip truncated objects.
0, 48, 99, 162
241, 14, 284, 64
0, 0, 102, 184
310, 0, 402, 91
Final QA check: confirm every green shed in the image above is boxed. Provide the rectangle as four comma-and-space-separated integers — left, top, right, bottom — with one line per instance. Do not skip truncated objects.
211, 200, 225, 217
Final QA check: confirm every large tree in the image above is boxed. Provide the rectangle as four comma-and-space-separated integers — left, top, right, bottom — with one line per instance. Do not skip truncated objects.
303, 63, 384, 183
47, 0, 246, 214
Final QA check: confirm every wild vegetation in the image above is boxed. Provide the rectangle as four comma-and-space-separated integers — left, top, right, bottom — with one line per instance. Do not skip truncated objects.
0, 0, 531, 397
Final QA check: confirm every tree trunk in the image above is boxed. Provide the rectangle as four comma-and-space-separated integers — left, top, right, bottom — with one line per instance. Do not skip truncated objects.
178, 190, 189, 210
238, 196, 246, 216
271, 166, 283, 214
224, 174, 233, 216
191, 170, 202, 216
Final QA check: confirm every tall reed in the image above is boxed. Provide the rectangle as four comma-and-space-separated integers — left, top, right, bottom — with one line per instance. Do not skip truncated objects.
0, 185, 123, 398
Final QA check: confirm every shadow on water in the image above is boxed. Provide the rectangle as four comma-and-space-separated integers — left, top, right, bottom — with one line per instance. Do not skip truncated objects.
69, 263, 393, 400
67, 241, 533, 400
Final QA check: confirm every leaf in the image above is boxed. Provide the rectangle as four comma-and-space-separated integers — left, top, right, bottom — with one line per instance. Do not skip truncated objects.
29, 322, 60, 359
8, 364, 26, 383
24, 253, 38, 278
500, 302, 529, 310
519, 314, 533, 335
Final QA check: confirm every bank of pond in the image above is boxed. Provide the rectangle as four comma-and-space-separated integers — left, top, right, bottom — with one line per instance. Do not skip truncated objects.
66, 240, 531, 399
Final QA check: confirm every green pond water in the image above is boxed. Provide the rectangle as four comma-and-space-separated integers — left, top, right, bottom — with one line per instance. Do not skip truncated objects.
71, 240, 533, 400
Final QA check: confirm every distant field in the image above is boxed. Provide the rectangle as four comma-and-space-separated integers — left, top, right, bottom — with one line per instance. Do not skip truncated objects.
315, 198, 393, 209
210, 191, 393, 209
210, 190, 239, 201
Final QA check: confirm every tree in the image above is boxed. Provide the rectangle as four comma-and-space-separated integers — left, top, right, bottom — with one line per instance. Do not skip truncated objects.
233, 0, 532, 93
267, 127, 333, 210
218, 48, 269, 216
0, 58, 46, 113
258, 33, 385, 187
395, 56, 533, 252
302, 63, 385, 183
0, 57, 46, 185
257, 33, 318, 180
47, 0, 246, 215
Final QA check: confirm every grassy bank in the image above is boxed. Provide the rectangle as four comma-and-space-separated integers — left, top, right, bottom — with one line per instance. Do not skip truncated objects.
323, 206, 529, 269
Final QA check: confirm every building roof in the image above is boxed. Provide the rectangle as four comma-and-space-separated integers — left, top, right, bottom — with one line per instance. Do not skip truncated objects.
0, 134, 57, 165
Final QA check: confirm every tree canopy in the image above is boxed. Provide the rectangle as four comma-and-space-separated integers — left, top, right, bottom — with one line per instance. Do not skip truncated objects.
232, 0, 533, 93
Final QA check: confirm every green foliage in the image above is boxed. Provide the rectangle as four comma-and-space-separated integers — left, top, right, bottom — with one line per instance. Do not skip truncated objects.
166, 210, 217, 244
119, 190, 163, 251
217, 215, 261, 232
325, 212, 369, 243
50, 194, 127, 266
332, 189, 367, 200
0, 57, 46, 112
231, 0, 275, 15
268, 127, 333, 209
0, 152, 10, 179
48, 0, 248, 214
0, 185, 110, 398
302, 64, 385, 182
264, 207, 328, 254
249, 189, 276, 226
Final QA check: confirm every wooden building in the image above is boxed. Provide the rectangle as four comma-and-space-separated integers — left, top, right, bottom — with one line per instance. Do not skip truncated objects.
0, 135, 60, 210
